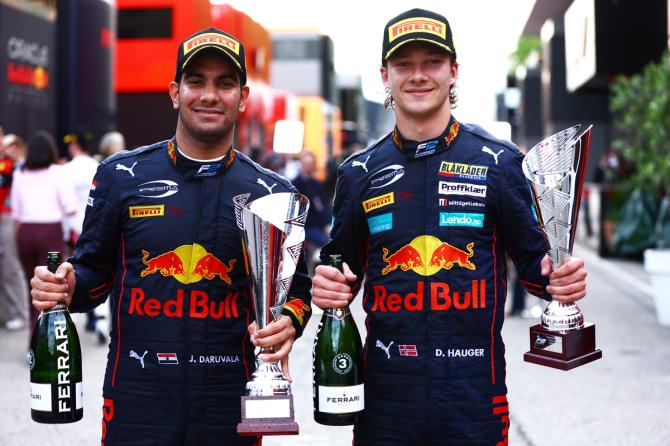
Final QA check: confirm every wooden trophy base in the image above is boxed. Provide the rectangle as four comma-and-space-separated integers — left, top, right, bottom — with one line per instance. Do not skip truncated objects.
524, 323, 602, 371
237, 395, 299, 436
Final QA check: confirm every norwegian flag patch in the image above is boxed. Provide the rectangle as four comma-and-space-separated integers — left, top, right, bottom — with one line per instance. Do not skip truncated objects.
398, 345, 418, 357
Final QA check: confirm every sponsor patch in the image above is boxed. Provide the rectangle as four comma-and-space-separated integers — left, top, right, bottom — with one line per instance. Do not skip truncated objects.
183, 32, 240, 55
415, 140, 438, 158
363, 192, 394, 213
87, 196, 94, 207
381, 236, 476, 276
367, 213, 393, 234
439, 212, 484, 228
138, 180, 179, 198
438, 162, 488, 181
129, 205, 164, 218
398, 344, 418, 357
388, 17, 446, 42
116, 162, 137, 177
482, 146, 504, 164
370, 165, 405, 189
375, 340, 394, 359
371, 280, 486, 312
439, 198, 485, 208
438, 181, 487, 198
195, 163, 222, 177
157, 352, 178, 365
129, 350, 148, 368
351, 154, 371, 172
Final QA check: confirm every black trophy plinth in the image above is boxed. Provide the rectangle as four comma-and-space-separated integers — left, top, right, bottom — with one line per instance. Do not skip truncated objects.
524, 323, 602, 371
237, 395, 299, 436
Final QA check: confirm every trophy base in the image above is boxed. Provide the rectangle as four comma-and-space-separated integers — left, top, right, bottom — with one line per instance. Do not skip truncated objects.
237, 395, 299, 436
524, 323, 602, 371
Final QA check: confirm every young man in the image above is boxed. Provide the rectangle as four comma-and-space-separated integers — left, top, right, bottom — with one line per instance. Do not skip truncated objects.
312, 9, 587, 446
30, 28, 311, 446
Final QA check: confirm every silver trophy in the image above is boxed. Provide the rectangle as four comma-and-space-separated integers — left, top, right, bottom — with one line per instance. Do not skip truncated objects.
236, 192, 309, 435
522, 124, 602, 370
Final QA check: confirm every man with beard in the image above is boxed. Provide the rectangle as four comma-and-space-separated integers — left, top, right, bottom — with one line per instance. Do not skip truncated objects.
30, 28, 312, 446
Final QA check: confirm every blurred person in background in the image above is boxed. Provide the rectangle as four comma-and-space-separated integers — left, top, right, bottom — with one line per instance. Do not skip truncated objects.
12, 131, 77, 330
0, 133, 29, 330
84, 130, 127, 345
311, 8, 588, 445
261, 151, 285, 174
63, 127, 99, 249
63, 127, 102, 340
29, 28, 310, 446
291, 150, 331, 262
98, 130, 126, 160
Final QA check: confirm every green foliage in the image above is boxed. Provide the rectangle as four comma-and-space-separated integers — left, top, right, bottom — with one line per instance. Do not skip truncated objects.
508, 35, 542, 75
609, 51, 670, 194
609, 51, 670, 248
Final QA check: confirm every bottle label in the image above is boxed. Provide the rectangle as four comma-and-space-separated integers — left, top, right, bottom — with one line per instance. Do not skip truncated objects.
76, 381, 83, 410
30, 383, 52, 411
318, 384, 364, 414
332, 353, 353, 374
324, 306, 351, 321
30, 382, 83, 411
27, 349, 35, 370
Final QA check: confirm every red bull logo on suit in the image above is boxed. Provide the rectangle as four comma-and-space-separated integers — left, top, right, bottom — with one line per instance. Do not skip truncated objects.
381, 235, 476, 276
140, 243, 235, 284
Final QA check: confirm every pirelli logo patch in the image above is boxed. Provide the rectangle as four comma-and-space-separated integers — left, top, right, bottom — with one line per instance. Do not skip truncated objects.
388, 17, 446, 42
129, 205, 164, 218
363, 192, 395, 213
183, 33, 240, 55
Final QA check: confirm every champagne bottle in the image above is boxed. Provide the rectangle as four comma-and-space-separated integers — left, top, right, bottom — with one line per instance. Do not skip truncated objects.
29, 252, 83, 423
313, 254, 364, 425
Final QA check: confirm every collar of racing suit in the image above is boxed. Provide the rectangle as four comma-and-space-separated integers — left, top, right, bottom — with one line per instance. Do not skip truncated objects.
166, 138, 236, 180
391, 116, 460, 160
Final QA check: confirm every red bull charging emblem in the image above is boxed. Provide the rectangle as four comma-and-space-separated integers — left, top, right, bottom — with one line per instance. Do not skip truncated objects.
381, 235, 476, 276
141, 243, 235, 284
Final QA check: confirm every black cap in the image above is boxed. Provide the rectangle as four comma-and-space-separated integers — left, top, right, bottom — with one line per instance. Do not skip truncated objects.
174, 27, 247, 85
381, 8, 456, 65
63, 126, 94, 150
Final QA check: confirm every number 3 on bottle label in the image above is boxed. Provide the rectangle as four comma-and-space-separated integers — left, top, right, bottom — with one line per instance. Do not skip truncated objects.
332, 353, 353, 374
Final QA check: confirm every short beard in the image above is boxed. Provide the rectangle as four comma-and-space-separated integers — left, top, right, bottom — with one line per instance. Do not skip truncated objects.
178, 108, 234, 143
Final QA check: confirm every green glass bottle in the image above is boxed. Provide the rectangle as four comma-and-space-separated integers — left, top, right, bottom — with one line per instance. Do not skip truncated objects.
313, 254, 364, 425
29, 251, 83, 423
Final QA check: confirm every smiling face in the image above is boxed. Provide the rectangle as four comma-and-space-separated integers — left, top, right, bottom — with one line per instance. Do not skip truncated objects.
169, 49, 249, 154
381, 41, 458, 123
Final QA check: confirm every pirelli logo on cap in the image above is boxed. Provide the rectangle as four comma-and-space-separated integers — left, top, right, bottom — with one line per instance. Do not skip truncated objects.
388, 17, 446, 42
129, 205, 165, 219
183, 33, 240, 55
363, 192, 395, 213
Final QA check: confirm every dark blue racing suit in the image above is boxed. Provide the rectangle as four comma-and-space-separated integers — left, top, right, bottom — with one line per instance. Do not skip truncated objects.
69, 139, 312, 446
321, 117, 551, 445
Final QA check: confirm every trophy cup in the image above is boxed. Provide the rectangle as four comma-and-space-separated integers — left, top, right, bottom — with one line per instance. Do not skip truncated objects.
522, 124, 602, 371
236, 192, 309, 435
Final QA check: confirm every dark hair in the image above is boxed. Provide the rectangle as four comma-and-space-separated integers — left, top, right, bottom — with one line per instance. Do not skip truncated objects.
25, 131, 58, 170
383, 53, 458, 110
